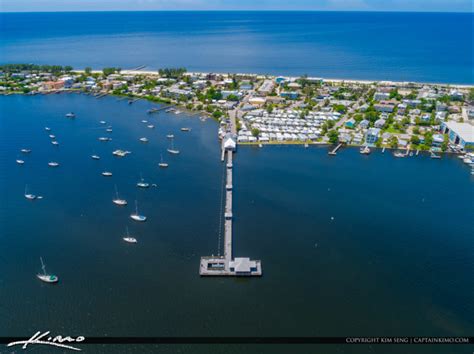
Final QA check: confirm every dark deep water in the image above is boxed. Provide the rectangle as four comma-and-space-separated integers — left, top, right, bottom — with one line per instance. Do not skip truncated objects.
1, 11, 473, 83
0, 94, 473, 353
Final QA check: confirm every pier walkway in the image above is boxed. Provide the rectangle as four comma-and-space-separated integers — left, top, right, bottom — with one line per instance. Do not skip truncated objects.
200, 149, 262, 277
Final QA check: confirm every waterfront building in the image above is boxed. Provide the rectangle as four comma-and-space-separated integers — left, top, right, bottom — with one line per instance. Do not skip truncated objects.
229, 258, 258, 275
365, 128, 381, 145
41, 80, 64, 90
440, 121, 474, 149
223, 134, 237, 151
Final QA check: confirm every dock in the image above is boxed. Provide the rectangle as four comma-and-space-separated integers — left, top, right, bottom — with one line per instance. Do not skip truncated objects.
328, 143, 342, 156
200, 149, 262, 277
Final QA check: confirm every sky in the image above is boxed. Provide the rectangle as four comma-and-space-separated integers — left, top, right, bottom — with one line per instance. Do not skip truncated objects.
0, 0, 472, 12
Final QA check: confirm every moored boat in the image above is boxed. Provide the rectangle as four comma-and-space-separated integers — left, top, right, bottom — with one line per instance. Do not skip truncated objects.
37, 257, 59, 283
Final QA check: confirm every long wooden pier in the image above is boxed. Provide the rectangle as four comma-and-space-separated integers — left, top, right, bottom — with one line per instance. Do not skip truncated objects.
200, 148, 262, 277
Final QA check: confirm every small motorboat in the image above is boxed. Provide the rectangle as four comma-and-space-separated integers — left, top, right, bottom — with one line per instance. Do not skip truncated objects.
139, 137, 149, 143
112, 150, 131, 158
16, 159, 25, 165
147, 125, 155, 129
37, 257, 58, 283
91, 155, 100, 160
51, 141, 59, 146
49, 134, 56, 139
166, 134, 174, 139
141, 120, 148, 123
45, 127, 51, 131
360, 146, 371, 155
180, 127, 191, 132
106, 128, 113, 133
65, 112, 75, 118
102, 171, 113, 177
393, 151, 405, 158
48, 162, 59, 167
100, 120, 107, 125
98, 137, 112, 142
20, 149, 32, 154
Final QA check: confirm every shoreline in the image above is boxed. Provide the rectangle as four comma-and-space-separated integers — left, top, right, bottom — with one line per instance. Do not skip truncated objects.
76, 69, 474, 89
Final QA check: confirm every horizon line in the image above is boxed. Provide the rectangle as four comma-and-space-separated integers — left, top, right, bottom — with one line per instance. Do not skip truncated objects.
1, 9, 473, 14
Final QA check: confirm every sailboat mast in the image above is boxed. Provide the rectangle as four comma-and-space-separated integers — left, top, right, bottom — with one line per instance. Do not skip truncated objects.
40, 257, 46, 275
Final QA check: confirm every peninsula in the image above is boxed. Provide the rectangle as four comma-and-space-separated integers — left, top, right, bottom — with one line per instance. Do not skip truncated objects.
1, 64, 473, 156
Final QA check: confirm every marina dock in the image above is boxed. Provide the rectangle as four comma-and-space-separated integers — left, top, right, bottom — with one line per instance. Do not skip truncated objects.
200, 148, 262, 277
328, 143, 342, 155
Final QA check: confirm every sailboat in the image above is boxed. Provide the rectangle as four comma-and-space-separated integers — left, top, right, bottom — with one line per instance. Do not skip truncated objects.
139, 137, 149, 143
37, 257, 59, 283
91, 154, 100, 160
122, 227, 137, 243
20, 148, 32, 154
24, 185, 36, 200
130, 200, 147, 222
166, 134, 174, 139
65, 112, 75, 118
51, 141, 59, 146
158, 154, 169, 168
136, 174, 150, 188
102, 171, 113, 177
167, 137, 180, 155
112, 185, 127, 206
45, 127, 51, 131
16, 159, 25, 165
48, 161, 60, 167
360, 146, 371, 155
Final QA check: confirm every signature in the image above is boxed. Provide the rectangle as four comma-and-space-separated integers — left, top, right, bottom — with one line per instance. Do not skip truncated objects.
7, 331, 85, 351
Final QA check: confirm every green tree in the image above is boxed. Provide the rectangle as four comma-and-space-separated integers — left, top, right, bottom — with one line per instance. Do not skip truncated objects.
411, 135, 420, 145
327, 130, 339, 144
212, 110, 223, 119
251, 128, 260, 137
388, 136, 399, 149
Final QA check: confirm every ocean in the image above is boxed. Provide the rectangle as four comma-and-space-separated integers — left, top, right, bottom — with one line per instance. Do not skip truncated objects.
0, 93, 473, 353
0, 11, 473, 83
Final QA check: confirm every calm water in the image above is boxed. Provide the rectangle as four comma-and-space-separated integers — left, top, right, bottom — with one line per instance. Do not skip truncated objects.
0, 11, 473, 83
0, 94, 473, 353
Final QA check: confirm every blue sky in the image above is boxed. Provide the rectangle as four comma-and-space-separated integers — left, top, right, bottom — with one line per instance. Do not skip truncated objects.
1, 0, 472, 12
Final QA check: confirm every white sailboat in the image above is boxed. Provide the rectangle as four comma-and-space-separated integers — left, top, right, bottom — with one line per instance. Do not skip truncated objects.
102, 171, 113, 177
112, 185, 127, 206
166, 134, 174, 139
136, 174, 150, 188
37, 257, 59, 283
158, 154, 169, 168
16, 159, 25, 165
130, 200, 147, 222
48, 161, 60, 167
139, 137, 149, 143
91, 154, 100, 160
51, 140, 59, 146
167, 137, 180, 154
20, 148, 32, 154
122, 227, 137, 243
45, 127, 51, 131
24, 185, 36, 200
65, 112, 75, 118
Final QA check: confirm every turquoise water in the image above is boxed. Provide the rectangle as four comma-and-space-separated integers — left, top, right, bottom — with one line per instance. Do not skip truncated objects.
1, 11, 473, 83
1, 94, 473, 353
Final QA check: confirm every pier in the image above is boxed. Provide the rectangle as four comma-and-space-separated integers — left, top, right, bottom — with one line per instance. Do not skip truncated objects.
200, 141, 262, 277
328, 143, 342, 156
